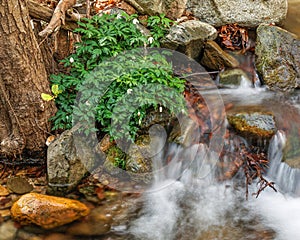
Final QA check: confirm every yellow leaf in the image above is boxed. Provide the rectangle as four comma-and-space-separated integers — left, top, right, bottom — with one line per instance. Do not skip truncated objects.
51, 84, 62, 96
41, 93, 54, 101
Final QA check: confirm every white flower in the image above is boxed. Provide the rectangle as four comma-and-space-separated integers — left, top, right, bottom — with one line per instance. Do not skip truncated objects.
138, 111, 140, 117
127, 89, 133, 94
132, 18, 139, 25
148, 37, 154, 44
159, 106, 163, 112
70, 57, 74, 63
117, 13, 122, 19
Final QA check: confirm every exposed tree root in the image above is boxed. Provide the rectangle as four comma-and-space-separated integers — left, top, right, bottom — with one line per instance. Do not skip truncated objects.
38, 0, 77, 37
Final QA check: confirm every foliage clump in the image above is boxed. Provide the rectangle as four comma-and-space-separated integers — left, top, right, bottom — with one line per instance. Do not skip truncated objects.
49, 13, 186, 142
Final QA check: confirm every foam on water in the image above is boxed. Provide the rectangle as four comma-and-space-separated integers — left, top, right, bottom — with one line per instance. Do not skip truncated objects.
129, 129, 300, 240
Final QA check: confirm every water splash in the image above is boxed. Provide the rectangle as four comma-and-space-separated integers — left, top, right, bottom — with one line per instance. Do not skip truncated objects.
268, 131, 300, 195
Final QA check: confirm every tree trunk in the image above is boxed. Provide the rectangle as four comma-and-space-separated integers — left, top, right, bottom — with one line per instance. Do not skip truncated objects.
0, 0, 56, 159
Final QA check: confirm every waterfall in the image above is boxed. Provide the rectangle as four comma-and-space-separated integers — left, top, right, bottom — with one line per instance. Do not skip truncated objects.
267, 130, 300, 196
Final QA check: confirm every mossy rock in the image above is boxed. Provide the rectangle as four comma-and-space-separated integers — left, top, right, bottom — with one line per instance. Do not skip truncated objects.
228, 112, 277, 140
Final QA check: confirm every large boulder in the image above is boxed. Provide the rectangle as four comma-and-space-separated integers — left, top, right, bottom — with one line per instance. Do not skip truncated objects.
125, 0, 187, 19
255, 24, 300, 91
186, 0, 287, 27
47, 126, 96, 195
161, 20, 217, 59
11, 193, 90, 229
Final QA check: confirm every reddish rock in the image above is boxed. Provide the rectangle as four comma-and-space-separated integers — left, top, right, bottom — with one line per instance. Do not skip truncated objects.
11, 193, 90, 229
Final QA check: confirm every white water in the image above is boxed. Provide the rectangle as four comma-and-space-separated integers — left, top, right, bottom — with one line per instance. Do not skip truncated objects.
129, 130, 300, 240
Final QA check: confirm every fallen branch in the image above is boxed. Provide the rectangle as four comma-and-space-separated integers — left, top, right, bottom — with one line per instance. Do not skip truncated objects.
28, 0, 78, 32
38, 0, 77, 37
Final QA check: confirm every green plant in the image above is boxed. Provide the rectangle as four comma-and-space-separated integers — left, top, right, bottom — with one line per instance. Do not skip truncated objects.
48, 13, 182, 141
73, 49, 186, 141
114, 157, 126, 170
147, 14, 174, 47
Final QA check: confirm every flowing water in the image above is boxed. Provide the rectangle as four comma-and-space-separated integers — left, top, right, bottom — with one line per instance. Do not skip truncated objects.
125, 84, 300, 240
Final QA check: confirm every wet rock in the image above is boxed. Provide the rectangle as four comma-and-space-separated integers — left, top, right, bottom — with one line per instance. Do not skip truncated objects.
126, 135, 152, 175
168, 115, 200, 147
11, 193, 90, 229
219, 69, 252, 87
47, 125, 96, 195
0, 185, 9, 196
0, 220, 17, 240
125, 0, 186, 19
161, 20, 217, 59
102, 148, 123, 178
7, 176, 33, 194
283, 127, 300, 169
255, 24, 300, 91
186, 0, 287, 27
96, 134, 115, 153
67, 206, 112, 236
227, 112, 277, 145
126, 129, 166, 183
200, 40, 239, 70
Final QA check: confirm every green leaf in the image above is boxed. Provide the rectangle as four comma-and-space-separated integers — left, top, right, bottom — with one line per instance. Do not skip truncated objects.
41, 93, 54, 101
51, 84, 62, 96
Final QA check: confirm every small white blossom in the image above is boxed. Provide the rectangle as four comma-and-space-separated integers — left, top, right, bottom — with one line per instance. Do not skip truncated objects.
70, 57, 74, 63
148, 37, 154, 44
138, 111, 141, 117
132, 18, 139, 25
117, 13, 122, 19
159, 106, 163, 112
127, 89, 133, 94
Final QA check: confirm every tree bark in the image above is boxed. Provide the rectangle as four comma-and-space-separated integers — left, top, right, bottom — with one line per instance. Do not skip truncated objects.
0, 0, 56, 158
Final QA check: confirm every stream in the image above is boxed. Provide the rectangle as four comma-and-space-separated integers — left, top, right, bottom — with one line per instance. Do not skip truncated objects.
3, 1, 300, 240
123, 85, 300, 240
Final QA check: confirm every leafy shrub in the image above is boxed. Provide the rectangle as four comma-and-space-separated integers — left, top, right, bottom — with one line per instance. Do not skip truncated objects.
50, 12, 185, 142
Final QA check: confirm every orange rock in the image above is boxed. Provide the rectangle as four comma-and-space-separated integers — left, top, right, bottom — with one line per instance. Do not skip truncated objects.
11, 193, 90, 229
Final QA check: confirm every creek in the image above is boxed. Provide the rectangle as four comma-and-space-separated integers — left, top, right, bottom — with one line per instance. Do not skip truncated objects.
124, 86, 300, 240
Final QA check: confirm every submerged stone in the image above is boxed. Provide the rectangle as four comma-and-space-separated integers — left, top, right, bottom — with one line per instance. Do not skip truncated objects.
11, 193, 90, 229
219, 69, 252, 87
67, 206, 112, 236
255, 24, 300, 91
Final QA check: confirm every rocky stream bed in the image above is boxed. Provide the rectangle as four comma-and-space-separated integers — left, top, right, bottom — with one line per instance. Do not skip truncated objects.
1, 0, 300, 239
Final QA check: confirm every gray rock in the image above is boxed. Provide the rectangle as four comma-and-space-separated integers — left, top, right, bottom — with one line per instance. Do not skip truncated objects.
125, 0, 187, 19
227, 112, 277, 148
200, 40, 239, 70
255, 24, 300, 91
47, 126, 96, 195
219, 69, 252, 87
161, 20, 217, 59
186, 0, 287, 27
